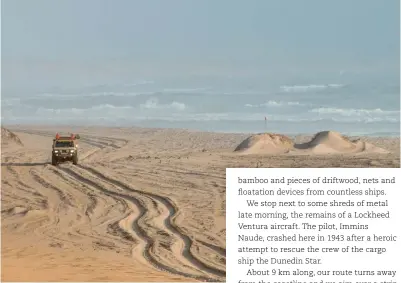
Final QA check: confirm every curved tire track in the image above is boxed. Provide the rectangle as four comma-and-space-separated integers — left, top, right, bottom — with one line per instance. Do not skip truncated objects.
42, 166, 143, 252
83, 164, 227, 264
54, 165, 222, 282
75, 164, 226, 281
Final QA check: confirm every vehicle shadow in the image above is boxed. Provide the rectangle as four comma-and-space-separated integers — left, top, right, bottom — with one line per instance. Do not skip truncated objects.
1, 162, 49, 166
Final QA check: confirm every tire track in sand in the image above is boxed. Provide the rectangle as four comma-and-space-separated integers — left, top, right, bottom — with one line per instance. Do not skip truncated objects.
54, 164, 224, 282
75, 164, 226, 281
42, 165, 140, 253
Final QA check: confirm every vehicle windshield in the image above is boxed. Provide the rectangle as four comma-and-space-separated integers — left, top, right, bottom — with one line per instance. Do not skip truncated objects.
55, 141, 74, 148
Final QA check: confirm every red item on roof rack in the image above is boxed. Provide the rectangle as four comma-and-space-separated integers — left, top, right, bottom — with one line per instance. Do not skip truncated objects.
55, 133, 77, 140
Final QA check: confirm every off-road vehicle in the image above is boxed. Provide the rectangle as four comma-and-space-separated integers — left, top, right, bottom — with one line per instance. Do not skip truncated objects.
51, 133, 80, 166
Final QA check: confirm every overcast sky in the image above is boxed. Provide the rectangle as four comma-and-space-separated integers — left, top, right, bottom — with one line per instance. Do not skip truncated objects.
1, 0, 399, 90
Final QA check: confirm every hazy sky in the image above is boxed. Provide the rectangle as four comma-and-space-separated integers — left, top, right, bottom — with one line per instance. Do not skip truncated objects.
1, 0, 400, 90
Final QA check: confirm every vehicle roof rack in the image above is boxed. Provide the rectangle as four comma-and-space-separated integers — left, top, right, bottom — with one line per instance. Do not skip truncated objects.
55, 133, 77, 140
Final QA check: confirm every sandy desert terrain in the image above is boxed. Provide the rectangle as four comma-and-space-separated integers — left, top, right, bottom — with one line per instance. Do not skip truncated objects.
1, 125, 399, 282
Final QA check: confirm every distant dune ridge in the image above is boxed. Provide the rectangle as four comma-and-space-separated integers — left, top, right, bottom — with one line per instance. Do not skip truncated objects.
235, 130, 390, 155
1, 127, 23, 146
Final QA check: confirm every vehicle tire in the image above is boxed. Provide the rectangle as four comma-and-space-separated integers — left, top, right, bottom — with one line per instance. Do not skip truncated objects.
52, 155, 58, 166
72, 153, 78, 165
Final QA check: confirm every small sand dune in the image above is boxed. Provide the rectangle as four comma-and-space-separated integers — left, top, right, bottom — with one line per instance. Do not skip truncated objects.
294, 131, 389, 154
235, 131, 390, 155
234, 133, 294, 154
1, 127, 24, 146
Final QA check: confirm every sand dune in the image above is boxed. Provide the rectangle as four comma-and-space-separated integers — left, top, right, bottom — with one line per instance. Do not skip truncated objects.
293, 131, 390, 154
1, 126, 399, 282
234, 133, 294, 154
1, 127, 23, 146
235, 131, 390, 155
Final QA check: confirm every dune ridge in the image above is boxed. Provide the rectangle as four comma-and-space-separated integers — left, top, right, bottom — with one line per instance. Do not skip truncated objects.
1, 127, 24, 146
234, 130, 390, 155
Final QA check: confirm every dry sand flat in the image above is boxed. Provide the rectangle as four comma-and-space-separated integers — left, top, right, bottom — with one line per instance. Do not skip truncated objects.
1, 126, 400, 282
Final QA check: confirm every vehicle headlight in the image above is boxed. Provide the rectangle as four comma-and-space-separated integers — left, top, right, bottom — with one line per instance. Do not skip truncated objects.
54, 150, 59, 153
70, 149, 75, 153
